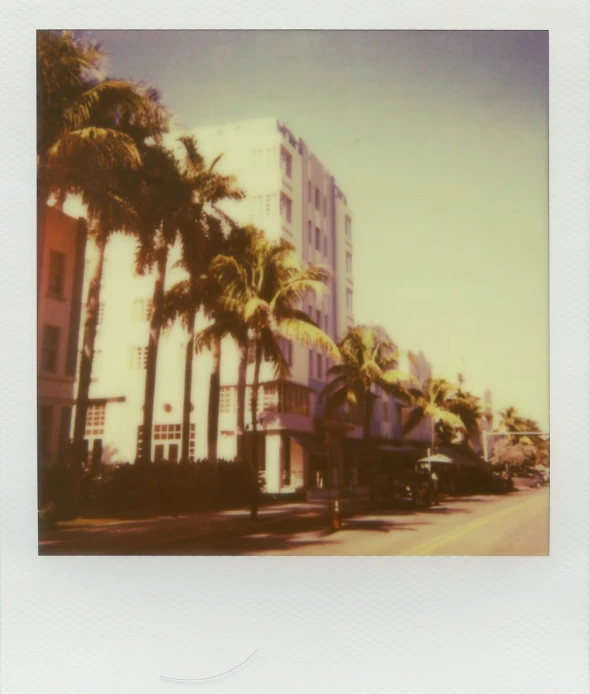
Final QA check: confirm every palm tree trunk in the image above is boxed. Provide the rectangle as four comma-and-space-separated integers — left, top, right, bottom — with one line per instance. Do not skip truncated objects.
236, 335, 248, 456
249, 341, 263, 520
72, 234, 106, 472
181, 310, 196, 464
141, 247, 167, 464
207, 335, 221, 463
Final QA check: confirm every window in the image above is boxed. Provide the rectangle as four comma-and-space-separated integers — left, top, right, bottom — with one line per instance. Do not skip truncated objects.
309, 350, 314, 378
316, 309, 321, 326
168, 444, 179, 462
154, 424, 182, 441
346, 252, 352, 274
280, 193, 292, 223
308, 304, 312, 317
315, 227, 321, 250
132, 298, 152, 322
136, 425, 144, 460
280, 339, 293, 366
324, 315, 329, 333
85, 404, 106, 438
346, 289, 353, 313
47, 250, 66, 298
315, 188, 321, 210
263, 384, 279, 412
280, 148, 292, 177
308, 221, 312, 244
41, 324, 60, 373
383, 401, 389, 422
281, 382, 310, 416
317, 353, 323, 380
189, 424, 196, 461
345, 216, 352, 238
220, 386, 237, 414
131, 346, 148, 370
154, 444, 165, 462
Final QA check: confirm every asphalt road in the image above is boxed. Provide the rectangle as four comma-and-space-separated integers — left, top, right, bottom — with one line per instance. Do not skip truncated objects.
151, 486, 549, 556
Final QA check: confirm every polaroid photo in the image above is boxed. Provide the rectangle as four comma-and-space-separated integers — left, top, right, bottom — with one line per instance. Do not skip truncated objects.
0, 2, 588, 693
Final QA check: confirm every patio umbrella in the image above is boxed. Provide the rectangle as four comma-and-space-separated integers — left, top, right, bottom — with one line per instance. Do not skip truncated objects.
417, 453, 454, 464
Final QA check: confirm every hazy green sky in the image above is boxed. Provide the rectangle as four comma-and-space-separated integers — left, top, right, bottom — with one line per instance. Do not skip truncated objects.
89, 30, 549, 428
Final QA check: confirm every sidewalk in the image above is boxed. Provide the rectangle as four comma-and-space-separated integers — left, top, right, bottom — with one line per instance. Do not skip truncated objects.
39, 497, 374, 555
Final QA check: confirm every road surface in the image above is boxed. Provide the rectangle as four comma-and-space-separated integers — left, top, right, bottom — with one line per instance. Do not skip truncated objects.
151, 486, 549, 556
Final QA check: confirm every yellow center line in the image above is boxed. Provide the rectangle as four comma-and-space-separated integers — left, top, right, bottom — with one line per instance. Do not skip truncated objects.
400, 494, 544, 556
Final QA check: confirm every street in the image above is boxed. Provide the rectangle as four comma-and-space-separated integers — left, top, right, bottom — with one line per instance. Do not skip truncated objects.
132, 486, 549, 556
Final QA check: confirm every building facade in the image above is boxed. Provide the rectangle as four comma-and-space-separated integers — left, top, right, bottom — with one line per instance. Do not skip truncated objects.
77, 118, 358, 493
38, 206, 87, 469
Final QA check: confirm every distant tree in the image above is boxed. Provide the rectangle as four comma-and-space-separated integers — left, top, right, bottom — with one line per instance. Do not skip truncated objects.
320, 325, 411, 446
401, 378, 466, 451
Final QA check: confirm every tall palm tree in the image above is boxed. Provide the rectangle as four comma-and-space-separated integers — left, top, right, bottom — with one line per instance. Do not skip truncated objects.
211, 229, 340, 518
136, 138, 243, 464
320, 325, 411, 446
37, 30, 163, 296
401, 378, 466, 452
162, 208, 226, 464
70, 101, 168, 473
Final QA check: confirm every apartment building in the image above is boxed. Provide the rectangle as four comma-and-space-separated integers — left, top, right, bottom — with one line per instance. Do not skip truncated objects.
78, 118, 356, 494
38, 206, 87, 469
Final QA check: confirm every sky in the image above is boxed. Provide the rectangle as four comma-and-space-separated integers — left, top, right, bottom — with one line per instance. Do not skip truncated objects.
85, 30, 549, 429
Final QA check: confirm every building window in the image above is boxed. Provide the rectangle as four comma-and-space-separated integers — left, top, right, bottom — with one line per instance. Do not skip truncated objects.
307, 304, 312, 318
154, 424, 182, 441
132, 298, 152, 322
168, 443, 179, 462
41, 324, 60, 373
317, 353, 323, 380
324, 314, 329, 333
220, 386, 237, 414
309, 350, 314, 378
154, 444, 165, 462
346, 289, 353, 313
189, 423, 196, 462
345, 216, 352, 238
263, 384, 279, 412
324, 236, 328, 256
47, 250, 66, 298
315, 227, 321, 250
131, 346, 148, 370
85, 404, 106, 438
280, 193, 292, 223
308, 221, 312, 244
280, 338, 293, 366
280, 382, 310, 416
280, 148, 292, 178
315, 188, 321, 210
316, 309, 321, 327
346, 252, 352, 274
383, 401, 389, 422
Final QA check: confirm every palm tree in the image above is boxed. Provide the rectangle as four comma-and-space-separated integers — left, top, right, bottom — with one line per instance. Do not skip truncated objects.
320, 325, 411, 446
37, 31, 164, 296
401, 378, 466, 452
211, 228, 340, 518
443, 388, 483, 451
69, 101, 168, 473
135, 138, 243, 464
162, 208, 226, 463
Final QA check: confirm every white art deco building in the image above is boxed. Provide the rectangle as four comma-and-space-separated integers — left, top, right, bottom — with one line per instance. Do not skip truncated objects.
79, 118, 362, 493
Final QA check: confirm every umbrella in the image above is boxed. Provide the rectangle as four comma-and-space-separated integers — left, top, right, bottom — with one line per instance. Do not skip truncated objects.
417, 454, 454, 464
